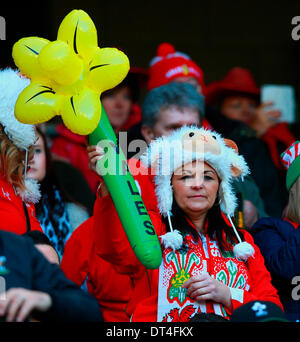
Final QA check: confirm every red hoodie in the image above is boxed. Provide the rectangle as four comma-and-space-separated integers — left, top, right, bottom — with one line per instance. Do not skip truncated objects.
0, 175, 43, 234
61, 217, 134, 322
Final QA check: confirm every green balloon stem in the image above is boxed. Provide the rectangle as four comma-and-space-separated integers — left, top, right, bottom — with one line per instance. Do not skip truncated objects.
89, 104, 117, 145
88, 104, 162, 269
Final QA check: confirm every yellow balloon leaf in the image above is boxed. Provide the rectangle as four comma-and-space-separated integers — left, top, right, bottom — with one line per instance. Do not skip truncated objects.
57, 9, 98, 63
88, 47, 130, 92
60, 88, 101, 135
12, 37, 50, 80
15, 83, 60, 124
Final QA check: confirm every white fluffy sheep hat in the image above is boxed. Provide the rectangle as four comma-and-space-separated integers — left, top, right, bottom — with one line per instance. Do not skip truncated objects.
0, 68, 40, 203
0, 68, 36, 150
140, 125, 255, 261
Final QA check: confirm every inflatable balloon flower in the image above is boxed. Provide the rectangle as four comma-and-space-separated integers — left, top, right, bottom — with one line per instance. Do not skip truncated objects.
12, 9, 162, 270
12, 9, 130, 135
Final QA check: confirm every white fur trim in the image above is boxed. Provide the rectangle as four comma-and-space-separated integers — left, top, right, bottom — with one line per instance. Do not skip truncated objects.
233, 242, 255, 261
0, 68, 36, 150
159, 230, 183, 250
16, 178, 41, 204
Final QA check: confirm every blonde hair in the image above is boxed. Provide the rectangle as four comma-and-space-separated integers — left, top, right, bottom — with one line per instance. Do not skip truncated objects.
284, 176, 300, 223
0, 124, 34, 192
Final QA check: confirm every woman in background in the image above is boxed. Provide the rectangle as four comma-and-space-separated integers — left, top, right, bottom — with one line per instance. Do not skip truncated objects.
27, 127, 89, 259
0, 68, 42, 234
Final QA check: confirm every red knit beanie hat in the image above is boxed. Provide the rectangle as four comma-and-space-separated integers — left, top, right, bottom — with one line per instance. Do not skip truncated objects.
147, 43, 205, 93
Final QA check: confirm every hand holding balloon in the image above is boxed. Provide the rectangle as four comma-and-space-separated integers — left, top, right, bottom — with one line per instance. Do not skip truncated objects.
88, 109, 162, 270
87, 145, 109, 198
87, 145, 105, 174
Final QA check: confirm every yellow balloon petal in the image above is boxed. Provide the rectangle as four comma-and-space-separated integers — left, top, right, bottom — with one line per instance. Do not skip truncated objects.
57, 9, 98, 62
53, 64, 88, 95
39, 40, 83, 85
12, 37, 49, 80
60, 88, 101, 135
88, 47, 130, 92
15, 82, 60, 124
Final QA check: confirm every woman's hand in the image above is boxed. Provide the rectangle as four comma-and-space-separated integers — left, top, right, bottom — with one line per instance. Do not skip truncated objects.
182, 274, 232, 309
87, 145, 109, 197
87, 145, 105, 173
0, 288, 52, 322
248, 101, 281, 137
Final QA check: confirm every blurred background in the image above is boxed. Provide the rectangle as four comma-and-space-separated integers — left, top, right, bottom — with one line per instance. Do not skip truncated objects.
1, 0, 300, 119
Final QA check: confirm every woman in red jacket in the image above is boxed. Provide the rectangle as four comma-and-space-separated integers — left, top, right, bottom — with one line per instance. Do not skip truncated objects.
93, 126, 282, 321
0, 68, 42, 234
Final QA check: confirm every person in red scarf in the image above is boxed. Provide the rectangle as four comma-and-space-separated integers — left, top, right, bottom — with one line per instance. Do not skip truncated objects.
92, 126, 282, 322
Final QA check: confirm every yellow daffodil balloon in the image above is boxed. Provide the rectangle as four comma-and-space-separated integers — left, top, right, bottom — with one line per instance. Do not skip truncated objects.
12, 9, 130, 135
12, 9, 162, 270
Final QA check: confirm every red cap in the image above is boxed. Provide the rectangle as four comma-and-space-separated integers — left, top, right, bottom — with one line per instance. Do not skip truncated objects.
147, 43, 205, 92
205, 67, 261, 105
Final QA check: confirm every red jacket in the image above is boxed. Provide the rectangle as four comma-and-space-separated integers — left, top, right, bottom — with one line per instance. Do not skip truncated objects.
0, 175, 43, 234
93, 191, 282, 321
61, 217, 133, 322
62, 159, 158, 322
50, 124, 100, 194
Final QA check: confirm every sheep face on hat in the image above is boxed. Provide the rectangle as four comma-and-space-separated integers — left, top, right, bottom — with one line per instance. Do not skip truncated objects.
181, 129, 221, 155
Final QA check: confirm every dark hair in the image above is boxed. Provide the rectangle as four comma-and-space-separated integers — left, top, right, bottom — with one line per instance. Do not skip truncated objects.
101, 72, 140, 103
163, 196, 244, 252
34, 127, 78, 222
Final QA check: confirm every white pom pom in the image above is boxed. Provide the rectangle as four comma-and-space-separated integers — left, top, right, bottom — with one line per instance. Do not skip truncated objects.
233, 241, 255, 261
160, 230, 183, 250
